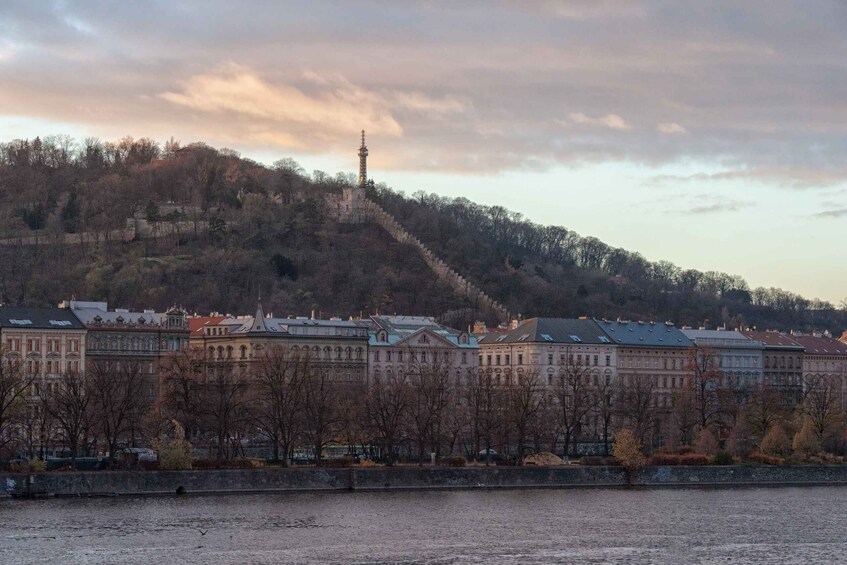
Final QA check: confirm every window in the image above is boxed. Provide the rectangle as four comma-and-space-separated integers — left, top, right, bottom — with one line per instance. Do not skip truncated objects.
375, 351, 381, 362
517, 353, 523, 365
541, 334, 553, 342
593, 355, 598, 366
605, 355, 611, 367
398, 351, 403, 362
386, 350, 391, 362
547, 353, 553, 365
505, 354, 510, 365
486, 355, 492, 366
421, 352, 427, 363
496, 355, 501, 366
569, 335, 582, 343
461, 352, 467, 364
517, 334, 530, 342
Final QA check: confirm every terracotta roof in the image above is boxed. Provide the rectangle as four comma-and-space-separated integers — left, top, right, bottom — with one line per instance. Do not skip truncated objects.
790, 334, 847, 355
188, 316, 227, 337
840, 331, 847, 345
740, 330, 803, 349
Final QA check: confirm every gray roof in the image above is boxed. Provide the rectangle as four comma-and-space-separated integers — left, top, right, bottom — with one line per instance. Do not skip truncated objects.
0, 306, 86, 330
477, 318, 612, 345
228, 307, 368, 339
680, 329, 762, 349
360, 315, 477, 348
596, 320, 692, 348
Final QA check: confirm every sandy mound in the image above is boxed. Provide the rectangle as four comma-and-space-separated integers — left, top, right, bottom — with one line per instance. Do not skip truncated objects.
523, 452, 565, 466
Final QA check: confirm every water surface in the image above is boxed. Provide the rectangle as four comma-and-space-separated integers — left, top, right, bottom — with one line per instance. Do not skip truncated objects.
2, 487, 846, 564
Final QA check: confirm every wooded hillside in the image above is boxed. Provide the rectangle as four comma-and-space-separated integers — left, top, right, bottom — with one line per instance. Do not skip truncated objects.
0, 135, 844, 333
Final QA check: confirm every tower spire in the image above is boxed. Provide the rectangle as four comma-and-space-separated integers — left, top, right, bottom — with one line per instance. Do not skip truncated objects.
357, 129, 368, 188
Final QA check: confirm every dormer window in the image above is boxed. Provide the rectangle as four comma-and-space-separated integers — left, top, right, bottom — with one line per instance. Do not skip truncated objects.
377, 330, 388, 343
459, 333, 469, 345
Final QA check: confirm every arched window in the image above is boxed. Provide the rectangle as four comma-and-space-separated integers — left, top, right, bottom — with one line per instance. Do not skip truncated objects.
217, 346, 224, 360
226, 346, 233, 360
345, 347, 352, 360
356, 347, 363, 360
240, 345, 247, 360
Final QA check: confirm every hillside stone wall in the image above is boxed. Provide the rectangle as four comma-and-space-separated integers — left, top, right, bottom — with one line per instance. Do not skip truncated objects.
365, 200, 510, 323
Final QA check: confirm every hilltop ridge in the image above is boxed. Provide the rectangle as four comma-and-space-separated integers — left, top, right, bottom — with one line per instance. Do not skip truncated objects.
0, 135, 844, 334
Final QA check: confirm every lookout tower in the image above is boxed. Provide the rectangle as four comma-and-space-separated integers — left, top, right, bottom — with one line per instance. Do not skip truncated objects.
336, 130, 370, 223
358, 129, 368, 188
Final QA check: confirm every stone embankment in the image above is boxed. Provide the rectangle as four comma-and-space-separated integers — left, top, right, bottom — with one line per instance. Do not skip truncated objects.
366, 201, 510, 323
4, 465, 847, 498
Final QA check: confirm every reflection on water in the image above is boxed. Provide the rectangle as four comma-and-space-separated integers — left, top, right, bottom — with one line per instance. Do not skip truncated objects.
2, 487, 847, 564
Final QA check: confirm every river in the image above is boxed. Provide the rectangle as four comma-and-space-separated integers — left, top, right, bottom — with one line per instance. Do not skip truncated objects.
2, 487, 846, 564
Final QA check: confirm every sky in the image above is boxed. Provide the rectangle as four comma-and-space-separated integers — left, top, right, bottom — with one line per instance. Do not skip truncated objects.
1, 1, 845, 303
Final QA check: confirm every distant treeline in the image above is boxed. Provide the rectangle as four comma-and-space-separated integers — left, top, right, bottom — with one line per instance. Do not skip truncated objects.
0, 135, 844, 333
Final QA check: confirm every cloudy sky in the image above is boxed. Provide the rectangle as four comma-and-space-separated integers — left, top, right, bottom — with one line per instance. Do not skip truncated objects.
1, 1, 845, 302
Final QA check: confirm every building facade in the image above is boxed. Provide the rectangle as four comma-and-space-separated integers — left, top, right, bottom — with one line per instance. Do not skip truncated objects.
741, 330, 804, 403
791, 334, 847, 410
595, 319, 693, 414
360, 315, 478, 386
680, 328, 764, 389
196, 305, 369, 385
64, 301, 189, 401
0, 306, 87, 380
477, 318, 618, 388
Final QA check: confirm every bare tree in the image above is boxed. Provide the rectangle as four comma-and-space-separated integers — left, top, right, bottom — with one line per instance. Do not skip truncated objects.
464, 369, 502, 464
685, 345, 725, 430
201, 362, 251, 460
158, 348, 206, 442
800, 375, 843, 445
615, 375, 657, 450
302, 368, 340, 466
407, 350, 453, 463
744, 382, 789, 446
0, 354, 33, 459
251, 345, 307, 465
88, 358, 147, 460
44, 370, 93, 469
365, 370, 411, 465
507, 371, 543, 464
553, 352, 596, 457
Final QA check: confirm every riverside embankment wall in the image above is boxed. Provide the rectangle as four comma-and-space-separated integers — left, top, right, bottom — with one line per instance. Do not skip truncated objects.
4, 465, 847, 498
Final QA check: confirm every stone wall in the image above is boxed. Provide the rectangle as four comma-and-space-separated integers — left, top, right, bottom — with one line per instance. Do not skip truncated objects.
5, 465, 847, 498
365, 201, 510, 323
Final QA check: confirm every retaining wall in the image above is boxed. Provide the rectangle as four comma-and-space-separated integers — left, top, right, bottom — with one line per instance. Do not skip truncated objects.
4, 465, 847, 498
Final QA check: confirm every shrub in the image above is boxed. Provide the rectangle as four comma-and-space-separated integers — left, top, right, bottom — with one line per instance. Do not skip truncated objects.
748, 451, 784, 465
712, 451, 734, 465
651, 453, 680, 466
439, 455, 467, 467
154, 421, 193, 471
8, 460, 46, 473
613, 428, 646, 472
695, 428, 719, 456
191, 457, 265, 470
578, 456, 617, 466
678, 454, 710, 466
323, 457, 355, 468
792, 420, 821, 459
761, 424, 791, 457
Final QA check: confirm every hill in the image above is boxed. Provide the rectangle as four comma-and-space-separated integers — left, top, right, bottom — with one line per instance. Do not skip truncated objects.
0, 135, 844, 334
